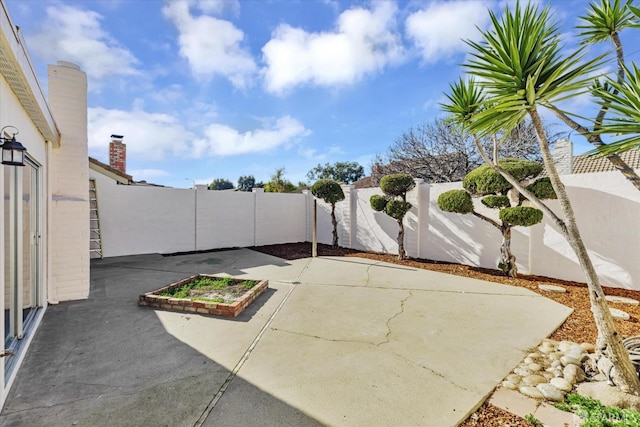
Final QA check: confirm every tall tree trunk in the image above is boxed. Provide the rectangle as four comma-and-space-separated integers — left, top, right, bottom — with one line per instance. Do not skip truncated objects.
471, 210, 516, 276
331, 203, 338, 248
499, 224, 517, 278
530, 108, 640, 395
397, 219, 406, 260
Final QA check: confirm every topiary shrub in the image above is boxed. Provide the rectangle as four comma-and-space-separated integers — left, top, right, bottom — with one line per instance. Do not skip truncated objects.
386, 200, 412, 220
380, 174, 416, 198
438, 190, 473, 214
311, 179, 345, 248
500, 206, 543, 226
437, 159, 552, 278
370, 194, 388, 212
463, 159, 543, 195
311, 179, 345, 204
526, 177, 557, 200
370, 173, 415, 259
481, 195, 511, 209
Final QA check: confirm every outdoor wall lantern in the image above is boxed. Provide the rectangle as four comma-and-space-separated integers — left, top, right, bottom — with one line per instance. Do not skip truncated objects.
0, 126, 26, 167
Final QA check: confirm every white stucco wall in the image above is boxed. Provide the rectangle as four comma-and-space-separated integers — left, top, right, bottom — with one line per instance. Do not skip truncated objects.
352, 187, 399, 254
254, 190, 307, 246
529, 171, 640, 289
196, 187, 254, 250
354, 172, 639, 290
0, 3, 67, 409
93, 168, 639, 289
90, 172, 196, 257
92, 183, 309, 257
421, 181, 509, 269
48, 61, 90, 302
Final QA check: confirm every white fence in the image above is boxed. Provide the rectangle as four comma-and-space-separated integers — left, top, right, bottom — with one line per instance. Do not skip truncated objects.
90, 171, 308, 258
91, 169, 640, 290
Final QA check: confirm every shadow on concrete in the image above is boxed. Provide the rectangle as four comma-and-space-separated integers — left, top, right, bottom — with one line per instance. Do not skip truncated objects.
0, 253, 318, 426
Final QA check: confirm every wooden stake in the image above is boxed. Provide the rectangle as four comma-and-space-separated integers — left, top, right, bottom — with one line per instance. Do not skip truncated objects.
312, 199, 317, 257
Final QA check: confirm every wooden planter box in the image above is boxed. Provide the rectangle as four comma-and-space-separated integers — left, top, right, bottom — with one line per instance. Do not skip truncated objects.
138, 274, 268, 317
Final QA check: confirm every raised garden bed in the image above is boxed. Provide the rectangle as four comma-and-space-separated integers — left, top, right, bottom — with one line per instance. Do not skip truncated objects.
138, 274, 268, 317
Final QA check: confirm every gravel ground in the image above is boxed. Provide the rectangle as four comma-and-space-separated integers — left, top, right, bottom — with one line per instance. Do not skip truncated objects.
459, 402, 530, 427
253, 242, 640, 426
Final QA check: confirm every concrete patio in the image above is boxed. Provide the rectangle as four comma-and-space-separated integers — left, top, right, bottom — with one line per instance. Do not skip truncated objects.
0, 249, 572, 426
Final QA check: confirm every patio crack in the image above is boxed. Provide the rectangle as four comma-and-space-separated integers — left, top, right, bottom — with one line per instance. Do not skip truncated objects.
363, 261, 393, 287
269, 328, 378, 346
365, 263, 374, 286
376, 291, 413, 347
392, 351, 475, 394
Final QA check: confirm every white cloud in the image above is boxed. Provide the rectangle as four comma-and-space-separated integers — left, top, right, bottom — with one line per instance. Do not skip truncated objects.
162, 1, 256, 87
406, 0, 494, 63
195, 0, 241, 16
88, 107, 195, 161
299, 144, 345, 161
27, 5, 139, 82
193, 116, 311, 156
261, 2, 405, 94
89, 106, 310, 161
128, 169, 170, 181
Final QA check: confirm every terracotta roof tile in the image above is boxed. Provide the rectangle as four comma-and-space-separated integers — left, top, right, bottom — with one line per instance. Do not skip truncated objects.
572, 149, 640, 174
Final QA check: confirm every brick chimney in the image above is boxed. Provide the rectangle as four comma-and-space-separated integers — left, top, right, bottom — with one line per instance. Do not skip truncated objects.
109, 134, 126, 173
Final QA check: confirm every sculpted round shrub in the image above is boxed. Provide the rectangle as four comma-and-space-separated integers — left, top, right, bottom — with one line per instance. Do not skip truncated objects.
481, 195, 511, 209
499, 206, 543, 226
379, 174, 415, 198
311, 179, 345, 204
438, 190, 473, 214
370, 194, 387, 212
526, 177, 557, 200
385, 200, 412, 220
463, 159, 544, 195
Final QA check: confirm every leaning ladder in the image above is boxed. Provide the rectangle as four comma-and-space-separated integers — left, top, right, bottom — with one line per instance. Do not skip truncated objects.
89, 179, 103, 259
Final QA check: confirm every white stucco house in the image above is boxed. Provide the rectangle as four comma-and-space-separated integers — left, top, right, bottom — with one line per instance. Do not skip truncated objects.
0, 1, 89, 407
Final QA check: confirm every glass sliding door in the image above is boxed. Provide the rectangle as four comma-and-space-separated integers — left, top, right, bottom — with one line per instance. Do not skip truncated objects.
4, 158, 41, 381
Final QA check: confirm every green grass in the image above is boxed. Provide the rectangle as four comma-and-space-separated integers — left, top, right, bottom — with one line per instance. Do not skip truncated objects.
525, 414, 543, 427
159, 276, 258, 301
554, 393, 640, 426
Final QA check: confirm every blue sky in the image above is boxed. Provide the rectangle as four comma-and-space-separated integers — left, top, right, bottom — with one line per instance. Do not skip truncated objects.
5, 0, 638, 188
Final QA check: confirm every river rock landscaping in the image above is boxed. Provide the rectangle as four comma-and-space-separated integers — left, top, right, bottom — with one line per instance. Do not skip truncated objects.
504, 339, 593, 401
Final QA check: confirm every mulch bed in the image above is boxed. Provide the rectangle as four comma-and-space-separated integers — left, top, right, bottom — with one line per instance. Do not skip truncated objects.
253, 242, 640, 426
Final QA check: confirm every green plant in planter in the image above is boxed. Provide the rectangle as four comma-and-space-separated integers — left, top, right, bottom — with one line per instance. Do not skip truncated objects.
160, 276, 257, 301
370, 174, 416, 259
437, 159, 555, 277
311, 179, 345, 248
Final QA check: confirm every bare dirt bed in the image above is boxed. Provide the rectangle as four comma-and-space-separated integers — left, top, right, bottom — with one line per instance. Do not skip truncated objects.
253, 242, 640, 426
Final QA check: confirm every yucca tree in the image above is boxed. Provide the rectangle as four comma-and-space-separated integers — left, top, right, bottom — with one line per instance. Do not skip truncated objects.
588, 1, 640, 156
447, 2, 640, 395
550, 0, 640, 189
591, 62, 640, 153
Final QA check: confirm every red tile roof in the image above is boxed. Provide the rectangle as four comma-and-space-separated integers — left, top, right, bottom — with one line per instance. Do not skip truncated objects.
572, 149, 640, 174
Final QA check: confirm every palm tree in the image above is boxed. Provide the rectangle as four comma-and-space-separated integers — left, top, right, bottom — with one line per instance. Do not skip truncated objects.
446, 2, 640, 395
591, 61, 640, 154
550, 0, 640, 189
